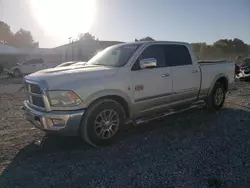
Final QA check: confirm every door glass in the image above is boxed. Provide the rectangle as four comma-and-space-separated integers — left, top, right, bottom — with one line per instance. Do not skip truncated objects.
164, 45, 192, 66
132, 45, 166, 70
23, 60, 34, 65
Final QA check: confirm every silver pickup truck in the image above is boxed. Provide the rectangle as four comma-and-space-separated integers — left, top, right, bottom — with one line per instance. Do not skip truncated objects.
22, 41, 235, 146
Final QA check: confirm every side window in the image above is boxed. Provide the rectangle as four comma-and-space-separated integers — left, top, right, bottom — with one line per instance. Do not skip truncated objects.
23, 60, 34, 65
132, 45, 166, 70
34, 59, 44, 64
165, 45, 192, 66
23, 59, 44, 65
30, 59, 43, 64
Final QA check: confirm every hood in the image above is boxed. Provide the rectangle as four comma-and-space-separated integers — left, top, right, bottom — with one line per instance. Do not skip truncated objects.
25, 65, 118, 89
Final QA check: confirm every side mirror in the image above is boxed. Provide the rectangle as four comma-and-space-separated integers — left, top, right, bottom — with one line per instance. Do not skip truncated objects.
139, 58, 157, 69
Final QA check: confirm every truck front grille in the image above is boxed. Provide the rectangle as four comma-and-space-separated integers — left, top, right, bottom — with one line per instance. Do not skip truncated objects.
30, 84, 42, 94
25, 81, 45, 109
31, 96, 45, 107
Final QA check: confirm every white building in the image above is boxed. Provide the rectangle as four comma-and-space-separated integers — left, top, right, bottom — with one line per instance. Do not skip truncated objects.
53, 40, 123, 62
0, 40, 123, 68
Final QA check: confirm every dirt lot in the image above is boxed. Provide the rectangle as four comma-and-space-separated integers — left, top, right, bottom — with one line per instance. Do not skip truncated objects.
0, 80, 250, 188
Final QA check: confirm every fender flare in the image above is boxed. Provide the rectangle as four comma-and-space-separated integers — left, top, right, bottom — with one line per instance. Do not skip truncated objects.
207, 73, 229, 96
84, 89, 132, 115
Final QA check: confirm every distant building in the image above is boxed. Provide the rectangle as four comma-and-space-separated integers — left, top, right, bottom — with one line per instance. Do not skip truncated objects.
0, 44, 27, 68
53, 40, 123, 62
0, 40, 123, 68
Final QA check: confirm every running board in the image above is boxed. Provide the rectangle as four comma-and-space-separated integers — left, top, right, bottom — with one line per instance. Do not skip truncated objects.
135, 101, 204, 125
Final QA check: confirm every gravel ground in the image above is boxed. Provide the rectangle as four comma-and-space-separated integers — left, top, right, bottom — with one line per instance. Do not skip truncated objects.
0, 81, 250, 188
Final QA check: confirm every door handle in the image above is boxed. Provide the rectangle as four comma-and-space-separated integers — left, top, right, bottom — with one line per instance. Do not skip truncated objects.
161, 73, 170, 77
192, 70, 198, 73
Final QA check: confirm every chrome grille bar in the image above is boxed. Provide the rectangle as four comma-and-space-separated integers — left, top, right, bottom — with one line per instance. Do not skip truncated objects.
24, 80, 46, 110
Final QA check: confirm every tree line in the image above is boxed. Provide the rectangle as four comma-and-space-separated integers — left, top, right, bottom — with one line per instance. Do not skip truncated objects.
192, 39, 250, 60
0, 21, 38, 48
1, 20, 249, 60
78, 34, 250, 60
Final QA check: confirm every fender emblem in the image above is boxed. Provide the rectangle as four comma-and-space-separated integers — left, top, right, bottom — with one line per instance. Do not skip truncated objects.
135, 85, 143, 91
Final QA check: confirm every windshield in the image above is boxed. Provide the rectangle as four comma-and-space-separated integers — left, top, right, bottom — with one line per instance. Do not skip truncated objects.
86, 44, 141, 67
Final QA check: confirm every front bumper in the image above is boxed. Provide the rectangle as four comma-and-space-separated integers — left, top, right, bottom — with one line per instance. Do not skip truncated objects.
22, 100, 85, 136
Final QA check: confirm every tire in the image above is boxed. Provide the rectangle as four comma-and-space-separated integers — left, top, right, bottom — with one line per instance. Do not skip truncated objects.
13, 69, 22, 77
80, 99, 126, 146
205, 83, 226, 111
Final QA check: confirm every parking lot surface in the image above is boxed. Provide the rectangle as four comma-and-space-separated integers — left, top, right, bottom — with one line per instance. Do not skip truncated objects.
0, 81, 250, 188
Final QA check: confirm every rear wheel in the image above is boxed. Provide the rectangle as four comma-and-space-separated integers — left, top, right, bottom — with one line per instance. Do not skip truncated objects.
80, 99, 125, 146
205, 83, 226, 111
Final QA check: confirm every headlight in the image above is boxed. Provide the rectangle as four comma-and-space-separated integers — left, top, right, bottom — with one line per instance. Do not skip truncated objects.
47, 90, 82, 107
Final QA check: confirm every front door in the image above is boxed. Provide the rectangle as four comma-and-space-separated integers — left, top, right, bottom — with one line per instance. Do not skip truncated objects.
130, 44, 173, 115
34, 59, 46, 72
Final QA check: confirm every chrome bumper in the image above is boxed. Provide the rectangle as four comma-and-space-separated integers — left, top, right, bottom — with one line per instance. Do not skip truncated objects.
22, 100, 85, 136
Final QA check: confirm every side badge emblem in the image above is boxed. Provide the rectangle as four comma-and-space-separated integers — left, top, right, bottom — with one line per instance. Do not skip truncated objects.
135, 85, 143, 91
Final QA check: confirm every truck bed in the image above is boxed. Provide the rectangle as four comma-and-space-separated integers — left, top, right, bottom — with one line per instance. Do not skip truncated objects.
199, 60, 235, 93
198, 60, 230, 64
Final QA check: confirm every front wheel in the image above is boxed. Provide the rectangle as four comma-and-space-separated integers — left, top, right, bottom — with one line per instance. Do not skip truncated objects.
80, 99, 125, 146
205, 83, 226, 111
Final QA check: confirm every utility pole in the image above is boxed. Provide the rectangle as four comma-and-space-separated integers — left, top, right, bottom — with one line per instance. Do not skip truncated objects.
68, 37, 73, 61
68, 37, 72, 43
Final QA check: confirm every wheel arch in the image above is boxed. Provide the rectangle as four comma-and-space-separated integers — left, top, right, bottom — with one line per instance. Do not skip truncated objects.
84, 90, 132, 119
207, 74, 229, 95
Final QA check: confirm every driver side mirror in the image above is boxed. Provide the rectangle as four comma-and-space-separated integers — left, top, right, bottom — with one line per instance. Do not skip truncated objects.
139, 58, 157, 69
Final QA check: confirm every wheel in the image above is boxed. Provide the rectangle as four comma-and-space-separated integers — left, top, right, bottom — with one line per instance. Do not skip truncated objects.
205, 83, 226, 111
80, 99, 125, 146
13, 68, 22, 77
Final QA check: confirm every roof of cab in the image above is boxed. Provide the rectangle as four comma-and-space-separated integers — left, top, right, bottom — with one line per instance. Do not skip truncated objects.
114, 40, 190, 47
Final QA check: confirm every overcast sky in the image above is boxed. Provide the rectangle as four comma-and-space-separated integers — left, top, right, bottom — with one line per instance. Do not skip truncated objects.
1, 0, 250, 48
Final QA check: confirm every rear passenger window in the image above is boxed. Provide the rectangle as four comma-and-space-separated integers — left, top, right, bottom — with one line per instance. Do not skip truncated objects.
132, 45, 166, 70
24, 59, 44, 65
33, 59, 44, 64
23, 60, 34, 65
165, 45, 192, 66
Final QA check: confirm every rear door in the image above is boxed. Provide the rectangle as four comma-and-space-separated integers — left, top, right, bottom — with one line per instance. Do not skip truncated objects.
130, 44, 173, 114
166, 45, 200, 103
34, 59, 46, 71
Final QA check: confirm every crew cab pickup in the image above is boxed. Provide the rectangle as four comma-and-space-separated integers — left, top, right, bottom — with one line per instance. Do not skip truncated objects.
22, 41, 235, 146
